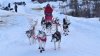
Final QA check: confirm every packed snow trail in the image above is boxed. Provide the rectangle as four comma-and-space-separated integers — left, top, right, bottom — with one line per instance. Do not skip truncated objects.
0, 14, 100, 56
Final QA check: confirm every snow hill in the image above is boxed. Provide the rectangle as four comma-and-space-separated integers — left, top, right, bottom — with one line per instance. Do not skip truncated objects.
0, 1, 100, 56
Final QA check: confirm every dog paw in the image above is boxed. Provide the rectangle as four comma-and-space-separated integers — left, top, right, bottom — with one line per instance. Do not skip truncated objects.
42, 47, 45, 51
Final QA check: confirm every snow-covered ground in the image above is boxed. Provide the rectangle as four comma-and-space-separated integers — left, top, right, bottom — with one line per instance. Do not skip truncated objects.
0, 1, 100, 56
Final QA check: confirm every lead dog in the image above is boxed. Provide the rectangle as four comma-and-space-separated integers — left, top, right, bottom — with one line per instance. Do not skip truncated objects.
51, 31, 61, 50
37, 30, 47, 53
26, 26, 36, 45
26, 20, 38, 45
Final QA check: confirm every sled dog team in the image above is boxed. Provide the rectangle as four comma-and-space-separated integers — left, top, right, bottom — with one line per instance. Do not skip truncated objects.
26, 17, 70, 53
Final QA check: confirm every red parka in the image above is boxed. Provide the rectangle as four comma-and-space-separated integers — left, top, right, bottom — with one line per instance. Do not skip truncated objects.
44, 4, 53, 22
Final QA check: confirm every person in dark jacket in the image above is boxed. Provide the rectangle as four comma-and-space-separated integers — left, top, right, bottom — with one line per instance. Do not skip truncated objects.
8, 3, 10, 8
14, 4, 18, 12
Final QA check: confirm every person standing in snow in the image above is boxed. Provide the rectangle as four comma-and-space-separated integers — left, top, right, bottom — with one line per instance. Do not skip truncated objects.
14, 4, 18, 12
8, 3, 10, 8
44, 4, 53, 23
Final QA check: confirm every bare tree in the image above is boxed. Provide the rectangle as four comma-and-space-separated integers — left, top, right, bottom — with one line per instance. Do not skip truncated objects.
69, 0, 79, 16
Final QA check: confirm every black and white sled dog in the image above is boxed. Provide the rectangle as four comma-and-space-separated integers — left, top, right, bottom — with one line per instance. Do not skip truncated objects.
26, 26, 37, 45
51, 31, 61, 50
41, 17, 46, 30
26, 29, 47, 53
26, 20, 38, 45
46, 21, 52, 33
37, 30, 47, 53
63, 18, 70, 36
41, 17, 52, 33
